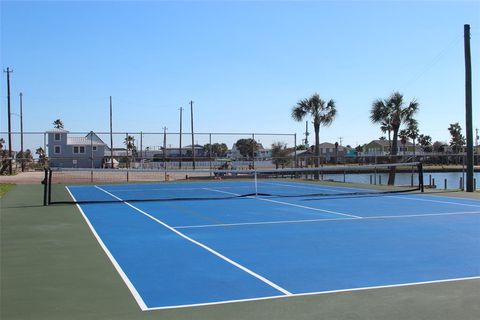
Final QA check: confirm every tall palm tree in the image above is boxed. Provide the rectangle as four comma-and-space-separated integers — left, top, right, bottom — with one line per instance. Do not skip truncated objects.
371, 98, 393, 150
371, 91, 419, 185
292, 93, 337, 178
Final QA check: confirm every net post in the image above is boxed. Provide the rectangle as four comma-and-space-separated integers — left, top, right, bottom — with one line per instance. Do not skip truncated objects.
48, 168, 53, 205
43, 168, 48, 206
418, 162, 424, 192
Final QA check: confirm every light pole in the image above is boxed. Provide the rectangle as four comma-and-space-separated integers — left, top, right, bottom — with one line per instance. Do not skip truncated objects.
19, 93, 24, 171
179, 107, 183, 168
4, 67, 13, 174
11, 111, 24, 171
190, 100, 195, 169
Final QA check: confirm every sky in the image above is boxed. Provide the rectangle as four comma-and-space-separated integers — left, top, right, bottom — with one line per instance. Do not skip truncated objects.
1, 0, 479, 152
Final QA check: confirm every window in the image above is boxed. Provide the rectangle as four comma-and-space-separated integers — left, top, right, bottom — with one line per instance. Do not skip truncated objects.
54, 146, 61, 154
73, 146, 85, 154
93, 146, 97, 151
54, 133, 61, 141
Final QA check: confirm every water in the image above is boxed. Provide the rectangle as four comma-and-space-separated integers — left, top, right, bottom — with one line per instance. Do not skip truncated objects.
322, 171, 480, 190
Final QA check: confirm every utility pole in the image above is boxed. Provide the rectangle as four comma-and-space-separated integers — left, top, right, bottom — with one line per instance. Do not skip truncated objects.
179, 107, 183, 168
109, 96, 114, 169
338, 137, 343, 146
20, 92, 24, 171
4, 67, 13, 175
464, 24, 474, 192
163, 126, 167, 164
190, 100, 195, 169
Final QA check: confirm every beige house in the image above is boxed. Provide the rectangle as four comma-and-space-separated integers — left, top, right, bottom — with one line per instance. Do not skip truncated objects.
362, 139, 419, 156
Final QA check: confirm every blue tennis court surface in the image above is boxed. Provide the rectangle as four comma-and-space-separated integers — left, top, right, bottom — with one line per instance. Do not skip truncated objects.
66, 180, 480, 310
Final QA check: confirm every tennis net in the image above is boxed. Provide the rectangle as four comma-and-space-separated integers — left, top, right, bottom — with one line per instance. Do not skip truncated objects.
44, 162, 424, 205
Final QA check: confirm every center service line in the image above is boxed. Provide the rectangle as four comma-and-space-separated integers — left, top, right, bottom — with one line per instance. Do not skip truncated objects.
202, 187, 362, 219
93, 185, 292, 296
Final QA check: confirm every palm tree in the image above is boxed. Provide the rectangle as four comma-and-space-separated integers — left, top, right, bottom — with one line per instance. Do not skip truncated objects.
399, 129, 409, 159
124, 135, 135, 168
370, 91, 419, 185
380, 120, 393, 150
418, 134, 432, 152
292, 93, 337, 178
371, 98, 393, 150
35, 147, 47, 166
406, 120, 419, 157
53, 119, 64, 129
448, 122, 465, 153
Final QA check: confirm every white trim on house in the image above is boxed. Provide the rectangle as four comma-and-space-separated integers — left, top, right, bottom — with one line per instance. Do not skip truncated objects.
54, 145, 61, 154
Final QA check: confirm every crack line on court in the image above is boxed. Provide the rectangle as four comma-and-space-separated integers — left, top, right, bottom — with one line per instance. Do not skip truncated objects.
202, 187, 362, 219
93, 185, 292, 296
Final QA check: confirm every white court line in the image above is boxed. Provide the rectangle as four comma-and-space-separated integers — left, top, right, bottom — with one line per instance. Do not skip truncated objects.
389, 195, 480, 208
144, 275, 480, 311
202, 187, 362, 219
65, 187, 149, 311
93, 185, 292, 296
263, 181, 480, 208
175, 210, 480, 229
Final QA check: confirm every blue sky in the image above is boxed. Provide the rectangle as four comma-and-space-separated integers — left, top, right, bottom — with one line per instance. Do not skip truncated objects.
1, 0, 479, 151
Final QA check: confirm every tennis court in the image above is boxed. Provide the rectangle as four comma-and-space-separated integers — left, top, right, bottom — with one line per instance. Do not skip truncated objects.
63, 176, 480, 311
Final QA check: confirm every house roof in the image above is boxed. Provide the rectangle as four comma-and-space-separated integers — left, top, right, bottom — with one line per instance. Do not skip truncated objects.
66, 133, 106, 146
67, 136, 106, 146
368, 139, 414, 147
46, 128, 69, 133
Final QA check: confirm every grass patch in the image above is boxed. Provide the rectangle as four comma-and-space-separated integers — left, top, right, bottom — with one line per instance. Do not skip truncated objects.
0, 183, 15, 197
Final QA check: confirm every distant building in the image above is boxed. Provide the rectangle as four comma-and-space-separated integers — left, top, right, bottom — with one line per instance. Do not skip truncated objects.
227, 143, 271, 160
255, 143, 272, 160
362, 139, 419, 156
227, 144, 241, 160
47, 129, 107, 168
293, 142, 352, 164
184, 144, 206, 158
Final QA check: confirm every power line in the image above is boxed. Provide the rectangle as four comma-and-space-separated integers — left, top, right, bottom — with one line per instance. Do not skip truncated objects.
403, 33, 463, 89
